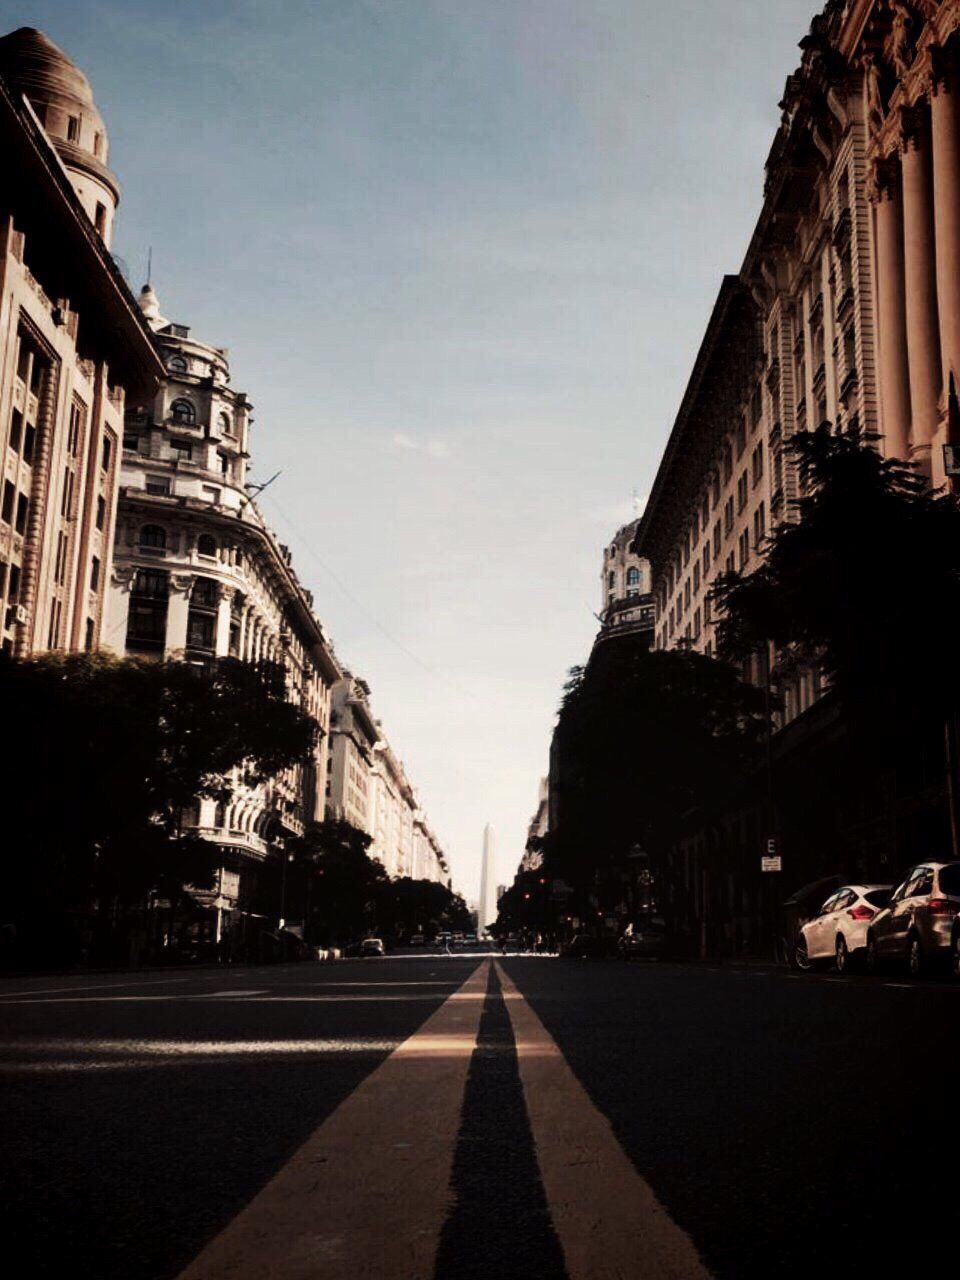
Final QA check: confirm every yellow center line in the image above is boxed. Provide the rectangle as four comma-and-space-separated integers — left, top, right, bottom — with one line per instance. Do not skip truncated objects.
176, 959, 491, 1280
496, 963, 711, 1280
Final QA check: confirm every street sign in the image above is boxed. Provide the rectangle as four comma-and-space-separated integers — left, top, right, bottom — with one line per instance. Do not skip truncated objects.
765, 837, 778, 855
761, 856, 782, 872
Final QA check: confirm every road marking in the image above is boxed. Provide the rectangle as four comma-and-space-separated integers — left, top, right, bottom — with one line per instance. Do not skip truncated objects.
884, 982, 914, 989
0, 976, 193, 998
496, 963, 711, 1280
176, 960, 490, 1280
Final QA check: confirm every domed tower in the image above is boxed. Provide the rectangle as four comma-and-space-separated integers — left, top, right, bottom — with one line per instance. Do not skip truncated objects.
0, 27, 119, 246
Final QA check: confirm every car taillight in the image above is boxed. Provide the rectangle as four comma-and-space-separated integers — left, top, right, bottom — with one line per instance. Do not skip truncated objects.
926, 898, 958, 916
848, 905, 875, 921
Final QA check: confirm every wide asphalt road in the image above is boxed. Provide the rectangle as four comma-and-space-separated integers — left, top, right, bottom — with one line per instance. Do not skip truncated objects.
1, 954, 956, 1279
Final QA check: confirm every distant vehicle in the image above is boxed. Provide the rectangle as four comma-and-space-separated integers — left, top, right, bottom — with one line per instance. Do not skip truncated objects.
463, 932, 478, 943
409, 933, 425, 946
796, 884, 892, 972
437, 931, 451, 943
867, 862, 960, 975
451, 932, 465, 944
618, 915, 668, 961
560, 934, 614, 959
359, 937, 385, 958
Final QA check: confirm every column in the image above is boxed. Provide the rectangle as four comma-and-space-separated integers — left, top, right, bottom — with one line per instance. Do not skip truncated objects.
872, 155, 912, 461
166, 573, 194, 653
214, 583, 232, 656
900, 100, 942, 468
931, 44, 960, 407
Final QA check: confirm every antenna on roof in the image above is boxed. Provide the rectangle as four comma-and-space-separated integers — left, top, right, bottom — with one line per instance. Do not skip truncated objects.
246, 470, 281, 496
146, 245, 153, 286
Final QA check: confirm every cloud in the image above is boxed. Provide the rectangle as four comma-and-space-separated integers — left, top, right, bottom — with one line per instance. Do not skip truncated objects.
391, 432, 451, 459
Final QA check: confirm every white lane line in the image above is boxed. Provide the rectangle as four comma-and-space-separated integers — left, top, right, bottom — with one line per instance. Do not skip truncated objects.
497, 963, 711, 1280
175, 960, 490, 1280
0, 976, 194, 998
0, 992, 469, 1006
884, 982, 914, 989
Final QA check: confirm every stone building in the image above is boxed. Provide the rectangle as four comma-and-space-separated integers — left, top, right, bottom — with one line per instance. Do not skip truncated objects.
635, 1, 960, 722
104, 286, 341, 924
327, 674, 380, 834
628, 0, 960, 951
412, 816, 450, 885
595, 513, 654, 652
0, 29, 162, 658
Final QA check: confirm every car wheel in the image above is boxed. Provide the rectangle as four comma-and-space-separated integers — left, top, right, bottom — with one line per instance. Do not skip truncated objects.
835, 935, 850, 974
795, 937, 812, 971
907, 933, 925, 979
865, 935, 878, 974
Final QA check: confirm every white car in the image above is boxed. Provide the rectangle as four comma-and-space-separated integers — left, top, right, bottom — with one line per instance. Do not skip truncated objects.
797, 883, 892, 972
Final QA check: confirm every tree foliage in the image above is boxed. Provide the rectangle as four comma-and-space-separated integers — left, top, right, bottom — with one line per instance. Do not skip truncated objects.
713, 426, 960, 712
548, 635, 766, 892
1, 653, 316, 934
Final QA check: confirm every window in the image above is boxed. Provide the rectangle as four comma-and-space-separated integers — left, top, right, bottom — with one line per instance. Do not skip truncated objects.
84, 617, 95, 650
703, 543, 711, 575
101, 436, 112, 471
139, 524, 167, 550
191, 577, 219, 609
170, 439, 193, 461
94, 203, 107, 235
123, 432, 140, 452
146, 476, 171, 496
737, 472, 749, 512
218, 411, 233, 435
66, 115, 80, 142
68, 401, 84, 455
753, 503, 766, 549
693, 563, 700, 593
197, 534, 217, 558
9, 408, 22, 452
126, 568, 169, 653
738, 529, 749, 570
751, 444, 764, 486
168, 354, 188, 374
90, 556, 101, 592
96, 495, 106, 531
626, 566, 640, 587
55, 532, 67, 585
713, 521, 721, 556
723, 497, 734, 535
23, 424, 35, 464
218, 451, 230, 477
170, 398, 195, 424
721, 443, 733, 484
1, 481, 13, 525
93, 131, 103, 158
15, 493, 28, 534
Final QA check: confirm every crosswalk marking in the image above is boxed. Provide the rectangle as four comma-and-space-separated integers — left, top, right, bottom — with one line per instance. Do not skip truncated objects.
496, 962, 712, 1280
175, 960, 490, 1280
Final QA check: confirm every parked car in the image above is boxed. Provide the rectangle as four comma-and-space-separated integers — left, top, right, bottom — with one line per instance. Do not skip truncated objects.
796, 884, 892, 972
409, 933, 425, 946
618, 915, 668, 960
866, 862, 960, 976
359, 936, 385, 958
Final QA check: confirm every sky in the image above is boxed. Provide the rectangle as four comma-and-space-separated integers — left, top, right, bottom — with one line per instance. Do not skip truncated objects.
7, 0, 820, 898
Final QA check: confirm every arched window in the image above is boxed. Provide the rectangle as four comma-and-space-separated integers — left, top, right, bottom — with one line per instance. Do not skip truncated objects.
197, 533, 217, 558
170, 398, 195, 424
139, 524, 166, 550
218, 411, 233, 435
626, 566, 640, 587
168, 354, 187, 373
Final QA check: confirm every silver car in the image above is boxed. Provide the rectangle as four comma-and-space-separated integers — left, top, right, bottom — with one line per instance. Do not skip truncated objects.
866, 862, 960, 976
797, 884, 891, 972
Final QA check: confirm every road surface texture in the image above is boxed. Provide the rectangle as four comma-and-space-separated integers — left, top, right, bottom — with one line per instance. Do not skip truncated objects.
1, 953, 956, 1278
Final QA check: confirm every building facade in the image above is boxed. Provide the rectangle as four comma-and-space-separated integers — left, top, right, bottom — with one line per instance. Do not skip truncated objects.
0, 29, 162, 658
635, 2, 960, 726
595, 514, 654, 652
104, 286, 341, 924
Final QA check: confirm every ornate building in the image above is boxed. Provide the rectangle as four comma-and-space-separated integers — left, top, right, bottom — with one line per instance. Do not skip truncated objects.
104, 286, 341, 924
635, 1, 960, 723
595, 512, 654, 651
0, 29, 161, 657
